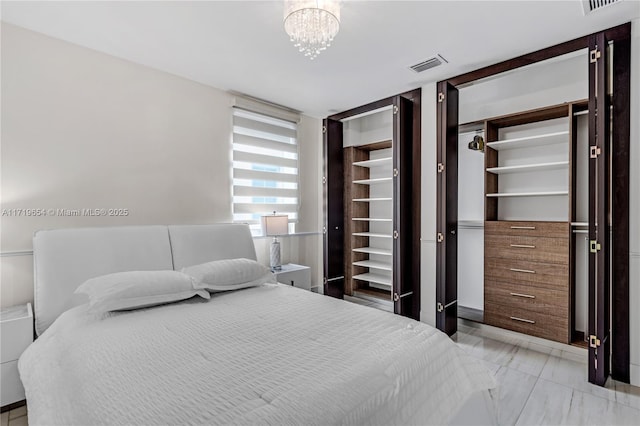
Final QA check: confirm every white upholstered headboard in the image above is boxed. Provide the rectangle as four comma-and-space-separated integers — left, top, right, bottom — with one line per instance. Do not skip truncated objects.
33, 223, 256, 336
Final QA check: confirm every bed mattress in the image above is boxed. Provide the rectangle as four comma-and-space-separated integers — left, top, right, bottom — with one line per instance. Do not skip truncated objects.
19, 284, 495, 425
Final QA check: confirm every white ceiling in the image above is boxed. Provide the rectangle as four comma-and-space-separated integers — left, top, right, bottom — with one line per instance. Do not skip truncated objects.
2, 1, 638, 117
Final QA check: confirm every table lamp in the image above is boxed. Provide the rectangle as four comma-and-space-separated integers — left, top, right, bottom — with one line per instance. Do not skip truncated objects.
261, 212, 289, 271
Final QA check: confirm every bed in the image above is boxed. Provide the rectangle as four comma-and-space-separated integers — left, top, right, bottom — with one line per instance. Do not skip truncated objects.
19, 224, 496, 425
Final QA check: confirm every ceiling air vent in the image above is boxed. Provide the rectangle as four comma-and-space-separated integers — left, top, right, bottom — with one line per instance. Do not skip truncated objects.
582, 0, 620, 15
409, 54, 448, 73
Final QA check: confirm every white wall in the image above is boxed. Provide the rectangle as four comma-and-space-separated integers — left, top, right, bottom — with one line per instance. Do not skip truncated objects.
0, 23, 322, 307
420, 82, 437, 327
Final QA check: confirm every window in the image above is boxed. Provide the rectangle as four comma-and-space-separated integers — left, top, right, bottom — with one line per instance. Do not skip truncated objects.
232, 108, 298, 235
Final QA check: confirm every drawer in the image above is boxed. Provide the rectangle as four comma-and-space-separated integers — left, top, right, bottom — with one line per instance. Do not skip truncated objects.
485, 258, 568, 290
484, 280, 568, 318
485, 234, 568, 264
1, 360, 25, 406
485, 304, 569, 343
485, 221, 569, 238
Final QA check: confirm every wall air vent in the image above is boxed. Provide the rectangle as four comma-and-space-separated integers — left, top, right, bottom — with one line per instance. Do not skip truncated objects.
409, 54, 448, 73
582, 0, 620, 15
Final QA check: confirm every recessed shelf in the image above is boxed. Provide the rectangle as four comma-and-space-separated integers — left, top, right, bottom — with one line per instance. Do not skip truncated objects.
353, 247, 392, 256
486, 161, 569, 175
353, 260, 393, 271
353, 273, 392, 287
353, 197, 393, 202
352, 232, 392, 238
352, 218, 392, 222
486, 191, 569, 198
353, 177, 392, 184
486, 130, 569, 151
353, 157, 392, 167
353, 289, 392, 303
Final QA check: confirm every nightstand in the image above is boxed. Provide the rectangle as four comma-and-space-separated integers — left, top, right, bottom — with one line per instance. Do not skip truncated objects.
273, 263, 311, 291
1, 303, 33, 408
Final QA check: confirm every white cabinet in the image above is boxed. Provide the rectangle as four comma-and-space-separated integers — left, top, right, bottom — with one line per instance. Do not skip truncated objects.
1, 303, 33, 407
274, 264, 311, 291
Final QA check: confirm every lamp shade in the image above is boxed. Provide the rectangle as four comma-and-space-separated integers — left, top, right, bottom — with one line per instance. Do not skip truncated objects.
261, 215, 289, 236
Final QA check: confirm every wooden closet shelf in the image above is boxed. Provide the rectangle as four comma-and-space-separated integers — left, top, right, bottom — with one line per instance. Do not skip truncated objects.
486, 161, 569, 175
486, 130, 569, 151
353, 260, 393, 271
352, 232, 392, 238
353, 247, 392, 256
352, 197, 393, 202
353, 273, 392, 287
353, 177, 392, 184
352, 157, 392, 167
486, 191, 568, 198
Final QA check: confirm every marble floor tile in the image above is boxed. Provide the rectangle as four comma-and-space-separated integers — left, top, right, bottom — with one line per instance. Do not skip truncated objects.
343, 295, 371, 306
471, 337, 523, 367
550, 347, 589, 364
523, 341, 554, 356
483, 359, 503, 376
7, 414, 28, 426
540, 354, 617, 402
517, 378, 640, 426
7, 407, 26, 421
457, 323, 479, 336
607, 379, 640, 411
500, 346, 550, 377
493, 366, 538, 426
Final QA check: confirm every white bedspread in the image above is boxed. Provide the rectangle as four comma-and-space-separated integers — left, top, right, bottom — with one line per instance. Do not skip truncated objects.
19, 284, 495, 425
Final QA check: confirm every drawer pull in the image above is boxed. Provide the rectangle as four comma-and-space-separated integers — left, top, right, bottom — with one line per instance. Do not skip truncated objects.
510, 268, 536, 274
510, 226, 536, 230
510, 292, 536, 299
510, 244, 536, 249
510, 316, 536, 324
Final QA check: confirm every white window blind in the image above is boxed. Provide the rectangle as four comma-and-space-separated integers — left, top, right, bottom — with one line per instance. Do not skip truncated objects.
232, 107, 298, 235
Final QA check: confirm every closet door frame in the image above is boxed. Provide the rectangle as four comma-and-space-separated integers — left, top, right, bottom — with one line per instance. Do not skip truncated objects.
435, 82, 459, 335
324, 89, 422, 320
323, 118, 345, 299
435, 22, 631, 385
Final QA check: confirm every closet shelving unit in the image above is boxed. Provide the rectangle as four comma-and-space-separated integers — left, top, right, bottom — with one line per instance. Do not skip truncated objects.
482, 101, 587, 344
346, 139, 394, 300
323, 89, 421, 320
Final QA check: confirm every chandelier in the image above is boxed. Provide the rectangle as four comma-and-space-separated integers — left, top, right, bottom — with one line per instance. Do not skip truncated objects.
283, 0, 341, 60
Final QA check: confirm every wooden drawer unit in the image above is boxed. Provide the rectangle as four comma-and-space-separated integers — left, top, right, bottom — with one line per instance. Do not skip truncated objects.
485, 221, 569, 238
485, 234, 568, 264
484, 280, 568, 318
485, 303, 569, 343
485, 257, 569, 290
484, 220, 569, 343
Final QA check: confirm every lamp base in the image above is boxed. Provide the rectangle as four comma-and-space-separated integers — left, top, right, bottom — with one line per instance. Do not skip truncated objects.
270, 240, 281, 271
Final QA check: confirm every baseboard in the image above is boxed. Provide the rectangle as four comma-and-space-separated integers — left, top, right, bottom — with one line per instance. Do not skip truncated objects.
1, 399, 25, 413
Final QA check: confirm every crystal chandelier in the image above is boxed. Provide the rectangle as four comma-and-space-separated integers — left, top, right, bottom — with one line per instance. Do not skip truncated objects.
284, 0, 341, 60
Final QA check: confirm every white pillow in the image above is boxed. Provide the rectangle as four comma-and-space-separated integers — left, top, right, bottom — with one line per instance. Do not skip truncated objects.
75, 270, 210, 313
182, 258, 276, 292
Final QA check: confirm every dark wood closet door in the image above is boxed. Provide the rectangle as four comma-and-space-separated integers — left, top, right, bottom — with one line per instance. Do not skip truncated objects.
323, 118, 345, 299
392, 96, 417, 319
436, 82, 459, 336
587, 32, 610, 386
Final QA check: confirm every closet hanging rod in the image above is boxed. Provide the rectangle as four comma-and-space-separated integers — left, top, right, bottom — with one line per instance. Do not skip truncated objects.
573, 229, 588, 234
571, 222, 588, 227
